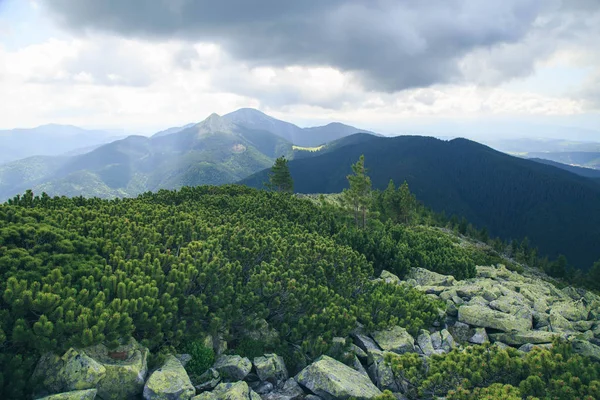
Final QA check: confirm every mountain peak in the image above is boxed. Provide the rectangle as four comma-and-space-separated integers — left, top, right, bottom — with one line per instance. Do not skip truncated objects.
197, 112, 236, 134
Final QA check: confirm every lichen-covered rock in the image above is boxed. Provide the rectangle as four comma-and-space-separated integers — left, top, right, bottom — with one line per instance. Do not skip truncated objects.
458, 304, 531, 332
83, 338, 149, 400
380, 270, 401, 285
59, 349, 106, 392
295, 355, 381, 400
262, 378, 305, 400
440, 329, 457, 352
251, 381, 274, 395
446, 300, 458, 317
551, 301, 589, 322
37, 389, 98, 400
195, 368, 221, 392
143, 355, 195, 400
406, 268, 455, 287
467, 296, 489, 307
430, 331, 442, 350
533, 311, 550, 329
213, 355, 252, 382
468, 328, 489, 344
350, 344, 368, 362
572, 340, 600, 361
352, 333, 381, 352
32, 353, 69, 396
448, 322, 471, 344
417, 330, 435, 356
254, 354, 288, 384
370, 326, 415, 354
200, 381, 260, 400
573, 320, 595, 332
366, 350, 400, 392
488, 331, 560, 346
518, 343, 553, 353
549, 309, 574, 332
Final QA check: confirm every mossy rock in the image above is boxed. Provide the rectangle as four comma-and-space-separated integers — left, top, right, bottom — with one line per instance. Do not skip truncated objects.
83, 338, 149, 400
253, 354, 288, 383
295, 355, 381, 400
143, 355, 195, 400
213, 355, 252, 382
458, 304, 531, 332
489, 331, 560, 346
370, 326, 415, 354
36, 389, 98, 400
59, 349, 106, 392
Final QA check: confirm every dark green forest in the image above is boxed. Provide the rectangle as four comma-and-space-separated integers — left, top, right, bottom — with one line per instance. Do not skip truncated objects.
242, 134, 600, 271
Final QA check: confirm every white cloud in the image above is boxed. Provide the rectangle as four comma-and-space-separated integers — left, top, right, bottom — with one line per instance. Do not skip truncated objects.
0, 30, 594, 133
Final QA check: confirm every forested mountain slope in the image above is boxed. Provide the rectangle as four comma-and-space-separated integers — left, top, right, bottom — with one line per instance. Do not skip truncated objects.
241, 134, 600, 269
0, 114, 293, 201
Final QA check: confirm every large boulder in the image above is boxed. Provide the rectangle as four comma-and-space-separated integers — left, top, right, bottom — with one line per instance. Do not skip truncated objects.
407, 268, 455, 287
195, 368, 221, 392
37, 389, 98, 400
458, 304, 531, 332
352, 333, 381, 352
380, 270, 401, 285
572, 340, 600, 362
370, 326, 415, 354
552, 302, 589, 322
366, 350, 400, 392
254, 354, 288, 384
143, 355, 195, 400
262, 379, 305, 400
488, 331, 560, 346
193, 381, 260, 400
213, 355, 252, 382
468, 328, 489, 344
295, 355, 381, 400
82, 338, 149, 400
417, 330, 435, 356
55, 349, 107, 392
448, 322, 471, 344
549, 309, 574, 332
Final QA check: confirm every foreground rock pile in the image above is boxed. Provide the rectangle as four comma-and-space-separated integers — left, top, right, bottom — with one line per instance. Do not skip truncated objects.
32, 265, 600, 400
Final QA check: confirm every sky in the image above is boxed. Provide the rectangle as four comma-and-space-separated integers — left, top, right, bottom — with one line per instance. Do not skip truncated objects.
1, 0, 600, 139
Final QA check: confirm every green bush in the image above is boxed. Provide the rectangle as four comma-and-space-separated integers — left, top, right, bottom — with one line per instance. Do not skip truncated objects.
184, 340, 215, 381
386, 340, 600, 400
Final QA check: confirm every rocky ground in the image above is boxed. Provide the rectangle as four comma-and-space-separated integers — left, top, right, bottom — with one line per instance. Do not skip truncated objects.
32, 264, 600, 400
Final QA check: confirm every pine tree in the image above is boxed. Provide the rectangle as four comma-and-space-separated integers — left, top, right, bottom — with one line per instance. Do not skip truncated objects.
266, 156, 294, 193
342, 155, 372, 228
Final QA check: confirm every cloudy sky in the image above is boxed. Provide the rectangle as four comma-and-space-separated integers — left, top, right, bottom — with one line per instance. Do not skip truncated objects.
1, 0, 599, 138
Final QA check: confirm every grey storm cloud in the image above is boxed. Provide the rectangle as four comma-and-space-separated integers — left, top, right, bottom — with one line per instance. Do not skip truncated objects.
42, 0, 592, 92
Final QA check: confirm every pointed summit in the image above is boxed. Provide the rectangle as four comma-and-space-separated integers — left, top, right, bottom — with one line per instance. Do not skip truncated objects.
196, 112, 236, 135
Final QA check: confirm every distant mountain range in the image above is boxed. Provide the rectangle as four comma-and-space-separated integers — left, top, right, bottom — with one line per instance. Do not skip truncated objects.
525, 151, 600, 170
0, 124, 124, 164
221, 108, 378, 147
0, 109, 372, 201
529, 158, 600, 178
241, 134, 600, 269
